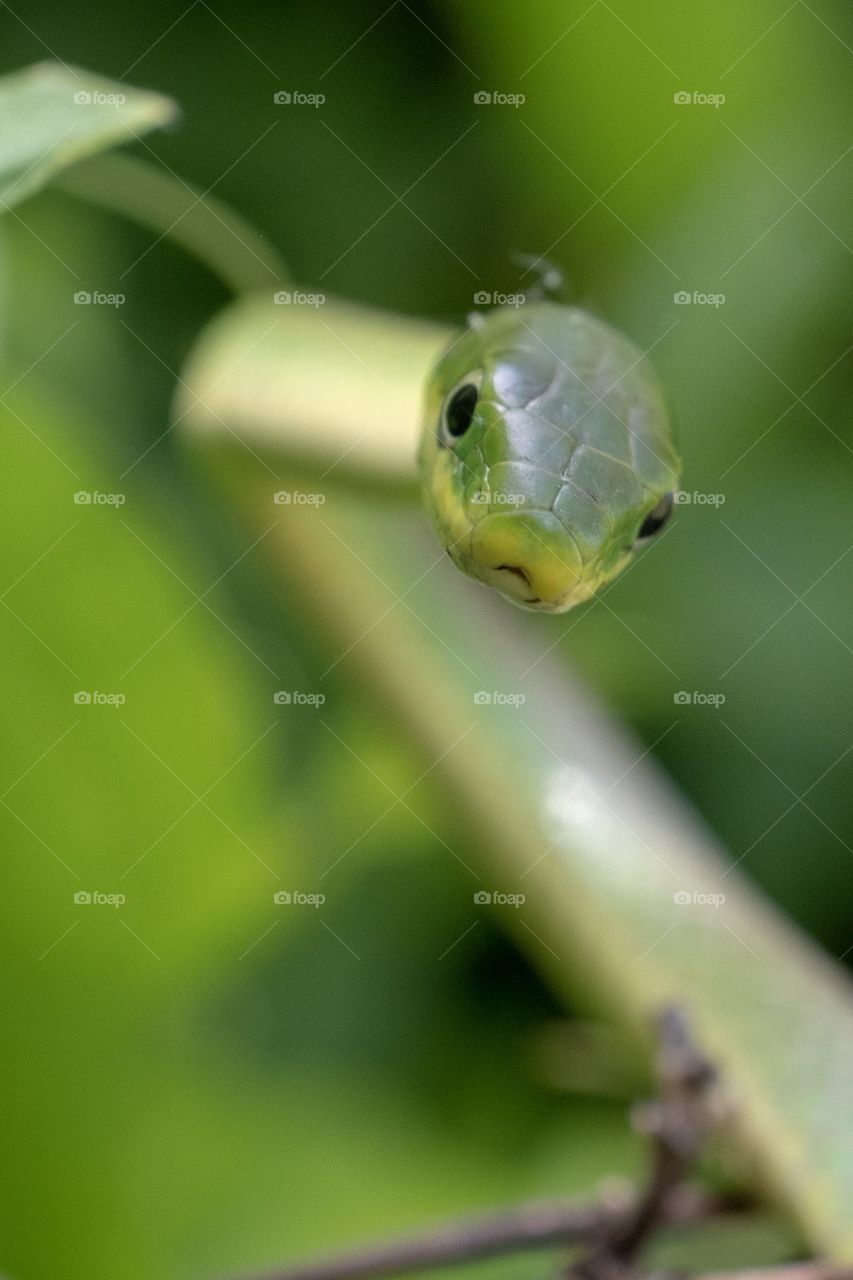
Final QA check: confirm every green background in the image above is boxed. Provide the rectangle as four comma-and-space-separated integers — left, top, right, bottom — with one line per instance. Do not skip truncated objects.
0, 2, 850, 1278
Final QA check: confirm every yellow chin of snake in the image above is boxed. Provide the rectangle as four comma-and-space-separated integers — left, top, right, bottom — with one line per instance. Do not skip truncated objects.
428, 453, 633, 615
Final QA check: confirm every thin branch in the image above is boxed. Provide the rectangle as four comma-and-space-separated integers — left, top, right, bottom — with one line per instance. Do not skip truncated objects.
570, 1006, 718, 1277
229, 1187, 747, 1280
700, 1268, 853, 1280
221, 1007, 809, 1280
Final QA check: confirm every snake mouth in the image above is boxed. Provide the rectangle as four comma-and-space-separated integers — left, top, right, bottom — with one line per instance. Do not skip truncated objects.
495, 565, 541, 604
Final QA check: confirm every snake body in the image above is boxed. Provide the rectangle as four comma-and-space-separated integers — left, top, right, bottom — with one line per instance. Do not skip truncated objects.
419, 301, 680, 612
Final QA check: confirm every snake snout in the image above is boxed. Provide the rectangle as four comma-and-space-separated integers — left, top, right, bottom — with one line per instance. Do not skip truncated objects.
470, 512, 586, 612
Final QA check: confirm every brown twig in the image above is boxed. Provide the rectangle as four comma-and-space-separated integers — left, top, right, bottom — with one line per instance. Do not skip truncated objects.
221, 1007, 850, 1280
566, 1006, 718, 1280
232, 1187, 746, 1280
700, 1268, 853, 1280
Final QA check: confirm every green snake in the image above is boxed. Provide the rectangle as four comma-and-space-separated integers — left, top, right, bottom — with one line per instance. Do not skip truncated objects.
179, 286, 853, 1260
418, 300, 680, 612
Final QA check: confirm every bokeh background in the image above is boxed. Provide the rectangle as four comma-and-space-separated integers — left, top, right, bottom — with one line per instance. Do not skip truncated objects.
0, 2, 851, 1278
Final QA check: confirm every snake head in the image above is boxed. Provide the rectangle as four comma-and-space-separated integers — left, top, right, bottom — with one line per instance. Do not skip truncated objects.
418, 301, 681, 614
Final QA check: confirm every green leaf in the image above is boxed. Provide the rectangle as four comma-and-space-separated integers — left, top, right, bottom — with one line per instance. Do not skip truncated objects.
0, 61, 176, 210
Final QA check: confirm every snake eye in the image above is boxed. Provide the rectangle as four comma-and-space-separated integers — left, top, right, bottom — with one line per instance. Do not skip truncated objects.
441, 378, 481, 444
636, 492, 673, 541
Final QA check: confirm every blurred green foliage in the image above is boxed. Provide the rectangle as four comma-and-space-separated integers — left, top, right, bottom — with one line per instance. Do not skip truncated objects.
0, 2, 851, 1277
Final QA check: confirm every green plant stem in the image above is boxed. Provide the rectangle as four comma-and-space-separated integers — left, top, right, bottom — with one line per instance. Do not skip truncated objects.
56, 151, 287, 294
